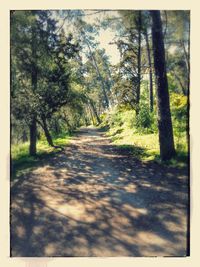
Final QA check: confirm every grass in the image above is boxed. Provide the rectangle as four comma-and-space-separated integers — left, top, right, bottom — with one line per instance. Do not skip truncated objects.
11, 133, 71, 181
101, 109, 189, 168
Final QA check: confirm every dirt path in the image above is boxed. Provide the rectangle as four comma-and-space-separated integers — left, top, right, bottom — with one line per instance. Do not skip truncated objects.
11, 127, 189, 257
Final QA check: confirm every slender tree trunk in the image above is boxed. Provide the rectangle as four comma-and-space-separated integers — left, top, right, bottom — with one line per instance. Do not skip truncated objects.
172, 69, 187, 95
29, 26, 38, 156
187, 18, 190, 93
145, 28, 154, 112
151, 10, 176, 161
85, 40, 110, 109
41, 116, 54, 147
29, 71, 37, 155
136, 11, 142, 115
181, 39, 189, 95
38, 116, 64, 150
181, 40, 189, 74
88, 104, 95, 125
89, 99, 101, 125
29, 116, 37, 156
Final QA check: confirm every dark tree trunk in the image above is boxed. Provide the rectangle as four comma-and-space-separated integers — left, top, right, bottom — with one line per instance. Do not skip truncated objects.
145, 28, 154, 112
29, 26, 38, 156
136, 11, 142, 115
151, 10, 176, 161
38, 116, 64, 151
41, 116, 54, 147
29, 68, 37, 155
29, 116, 37, 156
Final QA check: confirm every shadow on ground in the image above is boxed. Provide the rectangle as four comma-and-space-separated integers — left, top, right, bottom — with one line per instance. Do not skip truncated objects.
11, 127, 189, 257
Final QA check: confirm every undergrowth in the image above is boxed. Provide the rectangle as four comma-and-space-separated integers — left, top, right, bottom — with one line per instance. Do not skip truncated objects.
100, 101, 188, 168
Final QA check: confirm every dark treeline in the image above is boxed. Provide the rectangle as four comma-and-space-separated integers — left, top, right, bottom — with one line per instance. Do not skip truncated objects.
11, 10, 189, 161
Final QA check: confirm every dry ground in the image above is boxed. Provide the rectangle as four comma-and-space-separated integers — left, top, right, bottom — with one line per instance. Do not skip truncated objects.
11, 127, 189, 257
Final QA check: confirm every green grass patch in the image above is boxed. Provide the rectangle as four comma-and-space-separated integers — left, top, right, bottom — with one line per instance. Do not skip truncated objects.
102, 108, 188, 168
11, 134, 71, 181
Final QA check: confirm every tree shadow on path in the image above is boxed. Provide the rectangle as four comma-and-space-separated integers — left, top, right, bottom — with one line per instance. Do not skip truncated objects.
11, 127, 189, 257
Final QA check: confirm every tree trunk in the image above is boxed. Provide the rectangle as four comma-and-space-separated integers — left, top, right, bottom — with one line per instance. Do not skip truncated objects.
180, 40, 189, 95
88, 104, 95, 125
145, 28, 154, 112
29, 116, 37, 156
89, 99, 101, 125
29, 26, 38, 156
136, 11, 142, 115
187, 18, 190, 94
151, 10, 176, 161
172, 69, 186, 95
41, 116, 54, 147
85, 40, 110, 109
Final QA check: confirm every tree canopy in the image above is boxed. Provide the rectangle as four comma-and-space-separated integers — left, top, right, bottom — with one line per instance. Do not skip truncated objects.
11, 10, 189, 161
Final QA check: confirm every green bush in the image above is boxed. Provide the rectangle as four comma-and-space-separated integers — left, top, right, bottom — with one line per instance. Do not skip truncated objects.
135, 104, 155, 132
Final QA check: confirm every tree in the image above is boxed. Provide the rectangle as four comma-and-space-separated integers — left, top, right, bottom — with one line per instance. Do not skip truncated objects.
163, 11, 190, 96
11, 11, 80, 155
76, 19, 110, 109
142, 11, 154, 112
110, 11, 144, 114
150, 10, 176, 160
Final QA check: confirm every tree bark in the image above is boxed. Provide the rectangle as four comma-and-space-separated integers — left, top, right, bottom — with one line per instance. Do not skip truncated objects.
29, 116, 37, 156
29, 26, 38, 156
145, 28, 154, 112
41, 116, 54, 147
136, 11, 142, 115
187, 17, 190, 93
151, 10, 176, 161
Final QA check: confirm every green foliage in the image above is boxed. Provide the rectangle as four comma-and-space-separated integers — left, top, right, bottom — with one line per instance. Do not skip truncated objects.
135, 104, 154, 132
11, 10, 189, 165
171, 92, 188, 135
100, 104, 188, 167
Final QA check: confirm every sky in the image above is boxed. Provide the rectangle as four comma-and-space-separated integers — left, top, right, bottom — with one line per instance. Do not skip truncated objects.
55, 10, 121, 65
96, 28, 120, 65
82, 10, 120, 64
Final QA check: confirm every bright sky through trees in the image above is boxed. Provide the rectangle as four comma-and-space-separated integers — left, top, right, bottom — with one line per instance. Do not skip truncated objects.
96, 28, 120, 64
54, 10, 120, 64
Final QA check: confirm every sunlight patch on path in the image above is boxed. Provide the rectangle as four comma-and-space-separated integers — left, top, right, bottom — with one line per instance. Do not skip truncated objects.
11, 127, 188, 257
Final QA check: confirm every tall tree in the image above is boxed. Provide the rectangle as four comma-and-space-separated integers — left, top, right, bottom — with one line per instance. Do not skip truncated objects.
112, 11, 144, 114
143, 11, 154, 112
135, 11, 142, 115
11, 11, 80, 155
151, 10, 176, 160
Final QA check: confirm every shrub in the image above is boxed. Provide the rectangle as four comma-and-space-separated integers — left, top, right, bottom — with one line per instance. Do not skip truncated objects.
135, 104, 154, 132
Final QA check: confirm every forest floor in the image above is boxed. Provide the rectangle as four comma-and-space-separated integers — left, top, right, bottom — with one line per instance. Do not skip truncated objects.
11, 126, 189, 257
